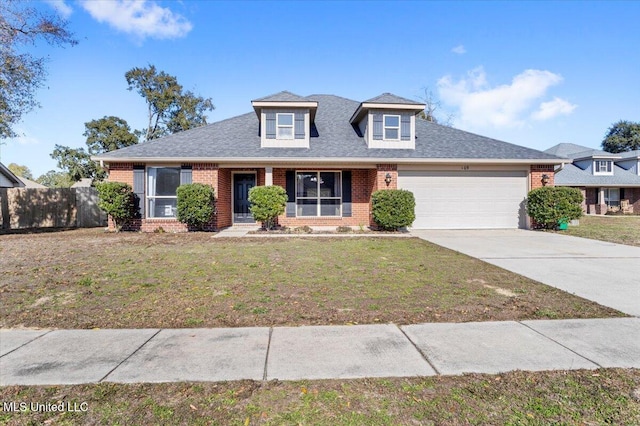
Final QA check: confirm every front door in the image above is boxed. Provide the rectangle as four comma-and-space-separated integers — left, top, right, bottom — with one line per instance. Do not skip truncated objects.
233, 174, 256, 223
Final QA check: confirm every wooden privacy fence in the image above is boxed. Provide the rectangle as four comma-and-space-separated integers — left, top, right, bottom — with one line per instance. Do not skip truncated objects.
0, 187, 107, 230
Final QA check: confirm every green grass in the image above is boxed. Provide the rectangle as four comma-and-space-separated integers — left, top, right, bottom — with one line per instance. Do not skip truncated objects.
0, 229, 622, 329
563, 215, 640, 247
1, 369, 638, 425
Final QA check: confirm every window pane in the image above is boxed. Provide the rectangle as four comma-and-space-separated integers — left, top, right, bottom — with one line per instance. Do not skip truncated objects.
155, 168, 180, 196
297, 199, 317, 216
277, 127, 293, 139
277, 114, 293, 126
384, 115, 399, 127
320, 199, 340, 216
152, 198, 177, 217
320, 172, 340, 198
385, 128, 399, 139
297, 172, 317, 197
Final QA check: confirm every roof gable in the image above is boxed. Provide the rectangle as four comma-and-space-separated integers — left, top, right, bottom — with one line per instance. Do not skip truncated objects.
251, 91, 308, 102
364, 93, 421, 105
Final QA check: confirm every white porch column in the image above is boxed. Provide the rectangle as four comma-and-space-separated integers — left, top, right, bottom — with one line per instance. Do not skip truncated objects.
598, 188, 605, 204
265, 166, 273, 186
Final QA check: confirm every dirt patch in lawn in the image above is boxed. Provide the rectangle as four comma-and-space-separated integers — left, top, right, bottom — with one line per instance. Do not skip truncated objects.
1, 369, 638, 425
0, 228, 623, 329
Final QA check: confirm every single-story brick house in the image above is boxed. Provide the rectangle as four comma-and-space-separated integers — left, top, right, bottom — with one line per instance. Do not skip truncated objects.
93, 91, 565, 232
545, 143, 640, 214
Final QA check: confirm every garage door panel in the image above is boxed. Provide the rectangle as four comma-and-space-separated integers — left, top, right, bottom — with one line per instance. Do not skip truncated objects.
398, 170, 527, 229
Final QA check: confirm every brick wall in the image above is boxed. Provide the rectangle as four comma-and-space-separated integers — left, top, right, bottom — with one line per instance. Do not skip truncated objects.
626, 188, 640, 213
375, 164, 398, 190
107, 163, 134, 186
530, 165, 555, 190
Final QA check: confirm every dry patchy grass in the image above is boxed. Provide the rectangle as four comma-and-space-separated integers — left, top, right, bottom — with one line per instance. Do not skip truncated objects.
1, 369, 639, 425
0, 229, 622, 329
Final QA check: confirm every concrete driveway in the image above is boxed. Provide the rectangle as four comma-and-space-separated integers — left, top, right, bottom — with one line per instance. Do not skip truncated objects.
411, 229, 640, 317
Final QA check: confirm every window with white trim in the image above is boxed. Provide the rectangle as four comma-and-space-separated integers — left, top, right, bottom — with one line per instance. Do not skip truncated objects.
296, 171, 341, 216
147, 167, 180, 218
383, 114, 400, 140
277, 113, 294, 140
594, 160, 613, 174
604, 188, 620, 207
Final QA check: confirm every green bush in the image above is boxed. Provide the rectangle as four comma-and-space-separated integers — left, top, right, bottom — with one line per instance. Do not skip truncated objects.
96, 182, 136, 231
526, 186, 583, 229
371, 189, 416, 231
176, 183, 215, 230
248, 185, 287, 230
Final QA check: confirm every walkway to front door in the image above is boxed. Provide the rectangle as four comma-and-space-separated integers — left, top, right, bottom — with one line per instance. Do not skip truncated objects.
233, 173, 256, 223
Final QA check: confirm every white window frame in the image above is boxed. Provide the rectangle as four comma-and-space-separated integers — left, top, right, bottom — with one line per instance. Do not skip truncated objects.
604, 188, 620, 207
276, 113, 294, 140
147, 166, 181, 218
295, 171, 342, 217
594, 160, 613, 175
383, 114, 401, 141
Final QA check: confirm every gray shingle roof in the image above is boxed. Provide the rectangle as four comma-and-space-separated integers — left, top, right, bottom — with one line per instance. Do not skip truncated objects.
95, 94, 563, 162
252, 91, 307, 102
364, 93, 423, 105
555, 163, 640, 187
620, 150, 640, 159
544, 143, 618, 159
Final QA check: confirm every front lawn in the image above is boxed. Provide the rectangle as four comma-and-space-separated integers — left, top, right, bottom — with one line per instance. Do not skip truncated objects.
1, 369, 639, 425
563, 215, 640, 247
0, 229, 621, 329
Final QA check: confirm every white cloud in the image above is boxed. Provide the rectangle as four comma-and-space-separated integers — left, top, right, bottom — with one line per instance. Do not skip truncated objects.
451, 44, 466, 54
11, 128, 40, 146
45, 0, 73, 18
437, 67, 574, 129
531, 97, 577, 120
80, 0, 193, 40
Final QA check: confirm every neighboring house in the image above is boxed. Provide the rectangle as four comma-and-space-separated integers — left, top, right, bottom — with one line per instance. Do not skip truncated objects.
93, 91, 564, 231
17, 176, 47, 188
0, 162, 25, 188
545, 143, 640, 214
71, 178, 93, 188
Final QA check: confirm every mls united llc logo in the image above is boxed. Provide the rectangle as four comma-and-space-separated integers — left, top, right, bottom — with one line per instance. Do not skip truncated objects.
3, 401, 89, 413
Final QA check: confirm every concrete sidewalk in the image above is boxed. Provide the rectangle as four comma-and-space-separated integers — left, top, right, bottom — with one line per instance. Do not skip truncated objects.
2, 318, 638, 386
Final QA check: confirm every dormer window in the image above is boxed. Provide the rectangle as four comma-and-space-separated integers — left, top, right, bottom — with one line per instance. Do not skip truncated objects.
252, 93, 317, 148
384, 115, 400, 140
277, 113, 294, 139
351, 94, 424, 149
594, 160, 613, 175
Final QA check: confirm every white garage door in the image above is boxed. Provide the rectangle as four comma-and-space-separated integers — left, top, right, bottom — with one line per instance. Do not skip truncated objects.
398, 170, 528, 229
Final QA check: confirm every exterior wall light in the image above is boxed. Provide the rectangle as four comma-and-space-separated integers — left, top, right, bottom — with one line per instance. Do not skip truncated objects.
541, 174, 550, 186
385, 173, 392, 185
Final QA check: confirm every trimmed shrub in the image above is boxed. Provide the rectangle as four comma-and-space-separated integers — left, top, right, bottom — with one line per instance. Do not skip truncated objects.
96, 182, 136, 231
371, 189, 416, 231
526, 186, 583, 229
248, 185, 287, 230
176, 183, 216, 230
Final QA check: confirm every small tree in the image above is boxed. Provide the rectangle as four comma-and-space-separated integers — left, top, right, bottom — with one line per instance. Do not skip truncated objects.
527, 187, 583, 230
176, 183, 215, 230
248, 185, 287, 230
96, 182, 136, 231
371, 189, 416, 231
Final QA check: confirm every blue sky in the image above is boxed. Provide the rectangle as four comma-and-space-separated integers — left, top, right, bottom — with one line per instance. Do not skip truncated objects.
3, 0, 639, 178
